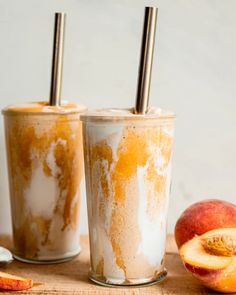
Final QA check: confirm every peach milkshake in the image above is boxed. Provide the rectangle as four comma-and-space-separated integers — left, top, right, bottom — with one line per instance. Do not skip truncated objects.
81, 108, 175, 286
2, 101, 86, 263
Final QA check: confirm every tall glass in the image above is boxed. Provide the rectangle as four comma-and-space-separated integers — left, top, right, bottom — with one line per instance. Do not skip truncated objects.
2, 101, 86, 264
81, 108, 175, 286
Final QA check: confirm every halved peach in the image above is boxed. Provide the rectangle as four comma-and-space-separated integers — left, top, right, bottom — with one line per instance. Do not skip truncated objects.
0, 271, 33, 291
180, 228, 236, 293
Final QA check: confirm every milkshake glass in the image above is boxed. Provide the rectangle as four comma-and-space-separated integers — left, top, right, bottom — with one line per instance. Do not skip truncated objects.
2, 101, 86, 263
81, 108, 175, 286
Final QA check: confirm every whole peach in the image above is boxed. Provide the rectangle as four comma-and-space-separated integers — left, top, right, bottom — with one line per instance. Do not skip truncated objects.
175, 199, 236, 248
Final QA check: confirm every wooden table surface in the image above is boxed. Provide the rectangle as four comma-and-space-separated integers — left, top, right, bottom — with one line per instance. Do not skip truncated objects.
0, 235, 218, 295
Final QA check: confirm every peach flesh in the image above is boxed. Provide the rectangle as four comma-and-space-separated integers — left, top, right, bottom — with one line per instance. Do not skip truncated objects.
180, 228, 236, 293
175, 199, 236, 248
0, 271, 33, 291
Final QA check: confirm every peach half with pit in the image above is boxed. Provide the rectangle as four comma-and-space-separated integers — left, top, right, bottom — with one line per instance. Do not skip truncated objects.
180, 228, 236, 293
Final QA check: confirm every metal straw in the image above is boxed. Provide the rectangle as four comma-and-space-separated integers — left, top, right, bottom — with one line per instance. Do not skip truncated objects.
49, 12, 66, 106
135, 7, 158, 114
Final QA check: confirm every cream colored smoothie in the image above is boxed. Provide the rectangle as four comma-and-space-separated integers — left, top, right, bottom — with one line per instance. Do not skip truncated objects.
81, 108, 175, 286
2, 101, 86, 263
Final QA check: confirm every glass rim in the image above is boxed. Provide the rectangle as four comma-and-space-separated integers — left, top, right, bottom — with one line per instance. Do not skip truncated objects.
80, 108, 175, 122
1, 101, 87, 116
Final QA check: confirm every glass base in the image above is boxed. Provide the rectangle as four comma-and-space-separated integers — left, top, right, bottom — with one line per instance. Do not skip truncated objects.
13, 246, 81, 264
89, 268, 167, 287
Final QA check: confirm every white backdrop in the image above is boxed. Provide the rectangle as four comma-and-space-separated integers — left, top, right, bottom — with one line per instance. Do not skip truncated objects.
0, 0, 236, 234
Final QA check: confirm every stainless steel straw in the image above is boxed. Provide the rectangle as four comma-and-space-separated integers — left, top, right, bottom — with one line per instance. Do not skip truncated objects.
49, 12, 66, 106
135, 7, 158, 114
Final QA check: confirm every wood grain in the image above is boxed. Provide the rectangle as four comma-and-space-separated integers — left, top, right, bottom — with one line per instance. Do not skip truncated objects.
0, 235, 217, 294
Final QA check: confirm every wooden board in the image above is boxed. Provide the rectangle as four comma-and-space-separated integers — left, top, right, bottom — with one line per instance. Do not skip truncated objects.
0, 235, 217, 294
